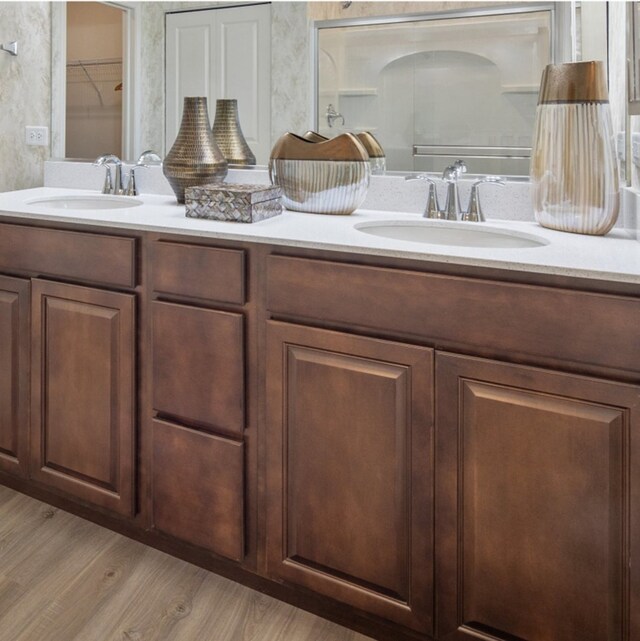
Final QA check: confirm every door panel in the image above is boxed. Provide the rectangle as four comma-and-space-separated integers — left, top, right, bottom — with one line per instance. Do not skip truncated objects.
436, 353, 639, 641
0, 276, 29, 477
266, 321, 433, 633
165, 19, 211, 146
166, 4, 271, 162
30, 280, 135, 516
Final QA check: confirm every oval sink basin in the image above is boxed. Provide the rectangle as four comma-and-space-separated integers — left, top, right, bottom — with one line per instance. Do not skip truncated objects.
355, 220, 548, 249
27, 195, 143, 210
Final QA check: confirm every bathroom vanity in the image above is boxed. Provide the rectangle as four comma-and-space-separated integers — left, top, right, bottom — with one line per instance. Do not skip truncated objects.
0, 189, 638, 641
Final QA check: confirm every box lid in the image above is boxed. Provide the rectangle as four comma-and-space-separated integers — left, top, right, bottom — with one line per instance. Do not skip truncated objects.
186, 183, 283, 205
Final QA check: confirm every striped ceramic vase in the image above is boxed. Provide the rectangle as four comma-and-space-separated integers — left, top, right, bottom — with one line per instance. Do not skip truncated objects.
530, 61, 619, 235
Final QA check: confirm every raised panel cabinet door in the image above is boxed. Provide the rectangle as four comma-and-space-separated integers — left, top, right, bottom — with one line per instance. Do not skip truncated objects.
30, 279, 135, 516
436, 353, 640, 641
152, 301, 244, 436
152, 418, 244, 562
265, 321, 434, 634
0, 276, 29, 477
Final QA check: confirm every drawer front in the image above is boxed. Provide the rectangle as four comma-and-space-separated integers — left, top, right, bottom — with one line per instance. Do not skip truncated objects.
152, 418, 244, 562
152, 301, 245, 436
267, 255, 640, 375
0, 223, 136, 288
152, 241, 245, 304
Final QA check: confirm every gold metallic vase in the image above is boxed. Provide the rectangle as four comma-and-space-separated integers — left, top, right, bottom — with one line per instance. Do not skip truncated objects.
163, 97, 228, 204
212, 99, 256, 166
302, 131, 386, 175
355, 132, 386, 175
269, 132, 370, 215
530, 61, 619, 235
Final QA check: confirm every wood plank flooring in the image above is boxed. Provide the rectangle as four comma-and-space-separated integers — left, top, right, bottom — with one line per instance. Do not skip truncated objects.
0, 486, 372, 641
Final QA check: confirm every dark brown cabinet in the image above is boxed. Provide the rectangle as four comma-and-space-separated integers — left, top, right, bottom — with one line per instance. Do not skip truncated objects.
152, 418, 245, 561
265, 321, 434, 633
435, 353, 640, 641
2, 222, 640, 641
152, 301, 245, 436
150, 299, 247, 561
30, 279, 136, 516
0, 275, 29, 477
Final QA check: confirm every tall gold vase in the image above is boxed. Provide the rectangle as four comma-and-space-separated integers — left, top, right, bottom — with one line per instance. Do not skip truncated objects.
530, 61, 619, 235
212, 99, 256, 166
163, 97, 228, 204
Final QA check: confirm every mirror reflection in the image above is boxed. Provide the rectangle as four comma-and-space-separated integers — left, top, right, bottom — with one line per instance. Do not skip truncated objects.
52, 1, 611, 177
65, 1, 125, 159
316, 8, 552, 175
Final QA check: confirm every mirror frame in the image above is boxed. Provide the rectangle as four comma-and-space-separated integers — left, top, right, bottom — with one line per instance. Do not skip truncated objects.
51, 1, 140, 160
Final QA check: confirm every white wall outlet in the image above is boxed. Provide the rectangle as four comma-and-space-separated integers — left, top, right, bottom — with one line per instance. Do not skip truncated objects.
25, 126, 49, 147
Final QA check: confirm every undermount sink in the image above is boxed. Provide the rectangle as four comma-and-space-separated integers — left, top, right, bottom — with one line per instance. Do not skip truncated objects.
355, 220, 549, 249
27, 195, 143, 210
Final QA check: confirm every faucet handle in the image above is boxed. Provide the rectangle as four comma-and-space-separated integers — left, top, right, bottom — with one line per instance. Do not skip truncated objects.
123, 164, 149, 196
137, 150, 162, 166
404, 174, 443, 219
463, 175, 506, 222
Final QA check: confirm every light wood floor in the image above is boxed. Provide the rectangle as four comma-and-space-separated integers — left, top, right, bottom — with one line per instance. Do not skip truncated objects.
0, 486, 372, 641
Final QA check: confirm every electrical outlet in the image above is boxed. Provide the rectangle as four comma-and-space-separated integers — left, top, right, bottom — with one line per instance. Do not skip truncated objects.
25, 126, 49, 147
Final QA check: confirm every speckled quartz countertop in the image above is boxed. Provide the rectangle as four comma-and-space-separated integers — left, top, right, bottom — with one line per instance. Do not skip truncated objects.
0, 186, 639, 284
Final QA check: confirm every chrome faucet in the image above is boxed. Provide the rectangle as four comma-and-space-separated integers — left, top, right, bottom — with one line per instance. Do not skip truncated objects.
94, 154, 123, 195
326, 104, 345, 128
123, 150, 163, 196
441, 160, 467, 221
406, 161, 505, 222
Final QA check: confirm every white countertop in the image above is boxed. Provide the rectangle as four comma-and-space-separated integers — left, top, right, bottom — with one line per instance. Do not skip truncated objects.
1, 186, 639, 285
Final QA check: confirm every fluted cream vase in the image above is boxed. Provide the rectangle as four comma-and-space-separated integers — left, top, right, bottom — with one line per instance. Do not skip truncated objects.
530, 61, 619, 235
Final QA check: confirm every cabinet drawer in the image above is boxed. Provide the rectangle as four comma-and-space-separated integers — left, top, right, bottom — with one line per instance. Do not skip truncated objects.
0, 222, 136, 288
152, 301, 245, 436
152, 418, 244, 562
152, 241, 245, 304
267, 255, 640, 375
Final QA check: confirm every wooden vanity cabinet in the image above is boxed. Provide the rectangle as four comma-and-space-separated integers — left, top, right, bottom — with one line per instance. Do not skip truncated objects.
29, 279, 136, 516
265, 321, 434, 634
266, 251, 640, 640
0, 275, 30, 477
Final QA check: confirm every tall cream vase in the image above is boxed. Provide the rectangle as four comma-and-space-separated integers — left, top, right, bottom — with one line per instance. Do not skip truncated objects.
530, 61, 619, 235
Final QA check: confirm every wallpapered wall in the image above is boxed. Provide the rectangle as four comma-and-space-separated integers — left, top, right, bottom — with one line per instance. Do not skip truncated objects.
0, 2, 51, 192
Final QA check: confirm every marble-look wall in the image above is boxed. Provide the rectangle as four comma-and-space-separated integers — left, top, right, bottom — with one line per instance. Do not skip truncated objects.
0, 2, 51, 192
137, 2, 165, 155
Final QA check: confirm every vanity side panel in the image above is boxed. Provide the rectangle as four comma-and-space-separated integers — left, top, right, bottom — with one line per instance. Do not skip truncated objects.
0, 276, 29, 477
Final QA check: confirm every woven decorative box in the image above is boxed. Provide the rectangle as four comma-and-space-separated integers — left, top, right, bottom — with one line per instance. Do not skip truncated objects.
185, 183, 283, 223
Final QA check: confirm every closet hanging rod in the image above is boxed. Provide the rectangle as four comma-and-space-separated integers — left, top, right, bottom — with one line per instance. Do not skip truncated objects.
67, 57, 122, 68
0, 41, 18, 57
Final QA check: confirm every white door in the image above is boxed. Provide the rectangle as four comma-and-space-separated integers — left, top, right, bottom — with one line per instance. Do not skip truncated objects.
166, 4, 271, 164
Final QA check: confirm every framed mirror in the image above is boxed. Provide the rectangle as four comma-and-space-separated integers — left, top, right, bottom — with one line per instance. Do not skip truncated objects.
50, 0, 611, 178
